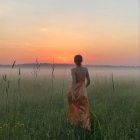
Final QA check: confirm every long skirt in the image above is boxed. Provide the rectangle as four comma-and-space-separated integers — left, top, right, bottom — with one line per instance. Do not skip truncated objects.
67, 82, 91, 130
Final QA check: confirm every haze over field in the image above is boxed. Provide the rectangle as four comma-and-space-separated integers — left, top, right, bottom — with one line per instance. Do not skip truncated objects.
0, 63, 140, 140
0, 0, 139, 65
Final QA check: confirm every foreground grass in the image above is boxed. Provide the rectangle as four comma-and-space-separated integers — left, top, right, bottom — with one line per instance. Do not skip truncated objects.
0, 70, 140, 140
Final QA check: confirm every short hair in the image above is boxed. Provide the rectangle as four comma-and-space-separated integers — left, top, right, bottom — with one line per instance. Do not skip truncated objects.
74, 54, 83, 66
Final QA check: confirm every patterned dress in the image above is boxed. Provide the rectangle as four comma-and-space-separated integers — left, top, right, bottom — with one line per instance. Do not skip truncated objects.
67, 66, 91, 130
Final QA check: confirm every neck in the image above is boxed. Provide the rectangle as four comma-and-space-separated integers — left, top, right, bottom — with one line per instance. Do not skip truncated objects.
76, 65, 82, 67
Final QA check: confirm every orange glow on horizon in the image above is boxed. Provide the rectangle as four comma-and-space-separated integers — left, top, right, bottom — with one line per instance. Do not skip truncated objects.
0, 0, 139, 65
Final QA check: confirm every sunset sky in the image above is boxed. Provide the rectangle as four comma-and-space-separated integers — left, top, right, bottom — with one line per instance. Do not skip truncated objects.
0, 0, 139, 65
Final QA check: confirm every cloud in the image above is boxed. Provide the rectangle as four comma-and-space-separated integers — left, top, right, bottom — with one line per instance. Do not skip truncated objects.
39, 26, 62, 32
39, 28, 49, 32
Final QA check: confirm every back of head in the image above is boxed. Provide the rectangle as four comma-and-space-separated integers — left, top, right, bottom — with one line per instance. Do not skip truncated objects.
74, 54, 83, 66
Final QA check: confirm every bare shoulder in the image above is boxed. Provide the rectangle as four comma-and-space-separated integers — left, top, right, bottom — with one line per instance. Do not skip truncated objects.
82, 66, 88, 72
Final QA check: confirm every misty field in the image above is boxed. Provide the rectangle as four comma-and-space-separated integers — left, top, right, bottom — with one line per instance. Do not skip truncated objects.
0, 66, 140, 140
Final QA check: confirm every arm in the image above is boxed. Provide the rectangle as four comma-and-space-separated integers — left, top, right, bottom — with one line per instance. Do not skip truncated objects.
86, 69, 90, 88
71, 69, 76, 99
71, 69, 76, 86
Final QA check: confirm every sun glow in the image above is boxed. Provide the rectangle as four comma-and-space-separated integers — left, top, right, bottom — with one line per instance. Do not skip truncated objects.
0, 0, 139, 65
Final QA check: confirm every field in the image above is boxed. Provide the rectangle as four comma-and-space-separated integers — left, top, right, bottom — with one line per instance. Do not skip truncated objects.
0, 66, 140, 140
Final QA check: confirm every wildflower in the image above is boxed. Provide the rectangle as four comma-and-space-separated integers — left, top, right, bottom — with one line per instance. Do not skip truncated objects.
20, 124, 25, 127
3, 123, 8, 128
15, 122, 25, 128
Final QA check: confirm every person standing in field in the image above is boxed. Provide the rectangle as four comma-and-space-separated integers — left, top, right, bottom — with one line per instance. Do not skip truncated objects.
67, 54, 91, 131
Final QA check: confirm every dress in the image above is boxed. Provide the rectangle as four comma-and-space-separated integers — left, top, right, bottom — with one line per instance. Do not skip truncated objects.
67, 66, 91, 130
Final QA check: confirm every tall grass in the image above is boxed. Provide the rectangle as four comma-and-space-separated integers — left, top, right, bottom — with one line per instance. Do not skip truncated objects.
0, 66, 140, 140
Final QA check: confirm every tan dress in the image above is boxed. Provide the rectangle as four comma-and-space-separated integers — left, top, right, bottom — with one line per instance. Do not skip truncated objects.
67, 66, 91, 130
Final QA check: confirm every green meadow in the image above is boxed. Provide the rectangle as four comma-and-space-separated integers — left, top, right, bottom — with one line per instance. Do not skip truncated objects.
0, 66, 140, 140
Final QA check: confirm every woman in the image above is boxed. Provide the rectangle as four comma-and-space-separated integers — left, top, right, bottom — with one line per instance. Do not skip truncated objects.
67, 54, 91, 131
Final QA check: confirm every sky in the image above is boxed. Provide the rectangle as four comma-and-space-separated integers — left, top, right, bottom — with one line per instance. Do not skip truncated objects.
0, 0, 139, 65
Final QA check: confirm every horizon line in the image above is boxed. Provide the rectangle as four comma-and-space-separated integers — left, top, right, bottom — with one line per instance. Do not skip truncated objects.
0, 62, 139, 67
